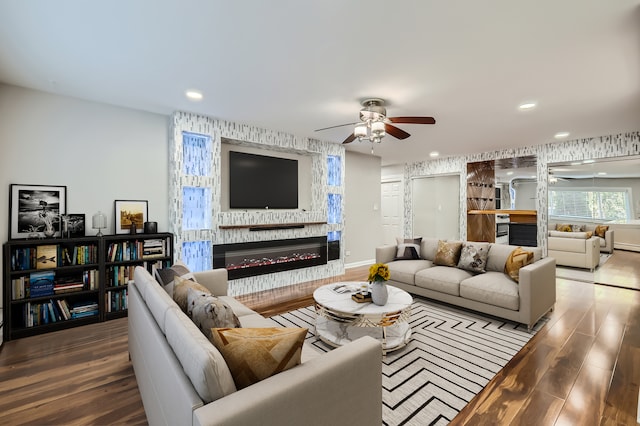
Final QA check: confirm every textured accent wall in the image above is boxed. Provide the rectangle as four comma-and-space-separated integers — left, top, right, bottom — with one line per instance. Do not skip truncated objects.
404, 131, 640, 255
170, 111, 345, 296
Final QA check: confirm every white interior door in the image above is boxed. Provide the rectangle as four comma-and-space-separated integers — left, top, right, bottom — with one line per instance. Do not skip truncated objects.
381, 180, 403, 244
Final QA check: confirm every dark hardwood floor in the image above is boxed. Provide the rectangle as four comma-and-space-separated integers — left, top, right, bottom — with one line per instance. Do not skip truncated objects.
1, 252, 639, 425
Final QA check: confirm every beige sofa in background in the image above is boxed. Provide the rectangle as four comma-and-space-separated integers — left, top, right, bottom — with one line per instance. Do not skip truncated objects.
549, 221, 614, 254
548, 231, 600, 271
376, 238, 556, 330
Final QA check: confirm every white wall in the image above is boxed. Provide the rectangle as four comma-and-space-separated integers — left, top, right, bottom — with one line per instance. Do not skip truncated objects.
412, 175, 460, 240
0, 84, 169, 307
344, 151, 382, 266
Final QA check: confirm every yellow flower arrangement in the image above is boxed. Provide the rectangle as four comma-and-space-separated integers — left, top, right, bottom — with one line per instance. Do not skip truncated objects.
368, 263, 390, 282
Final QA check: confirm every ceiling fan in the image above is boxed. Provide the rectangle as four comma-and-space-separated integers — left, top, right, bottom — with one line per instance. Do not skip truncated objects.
315, 98, 436, 144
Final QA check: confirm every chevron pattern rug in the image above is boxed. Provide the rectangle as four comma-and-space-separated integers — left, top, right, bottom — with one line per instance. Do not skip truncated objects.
270, 296, 545, 426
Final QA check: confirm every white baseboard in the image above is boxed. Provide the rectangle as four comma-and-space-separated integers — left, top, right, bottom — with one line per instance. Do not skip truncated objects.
345, 258, 375, 269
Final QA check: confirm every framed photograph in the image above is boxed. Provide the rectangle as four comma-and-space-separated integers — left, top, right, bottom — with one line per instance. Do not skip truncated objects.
10, 184, 67, 240
65, 214, 86, 238
114, 200, 148, 234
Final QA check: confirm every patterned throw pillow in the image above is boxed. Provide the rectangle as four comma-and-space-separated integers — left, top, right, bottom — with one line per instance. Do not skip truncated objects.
395, 237, 422, 260
187, 288, 240, 339
571, 224, 586, 232
504, 247, 534, 283
173, 275, 213, 312
595, 225, 609, 238
210, 327, 307, 389
555, 224, 572, 232
434, 240, 463, 267
154, 261, 196, 296
456, 242, 490, 273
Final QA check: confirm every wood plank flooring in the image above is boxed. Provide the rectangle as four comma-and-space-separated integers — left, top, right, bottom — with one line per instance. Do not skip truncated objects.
0, 253, 639, 425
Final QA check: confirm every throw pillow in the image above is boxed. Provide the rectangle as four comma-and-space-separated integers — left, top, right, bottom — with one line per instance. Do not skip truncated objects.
556, 224, 572, 232
571, 224, 586, 232
595, 225, 609, 238
457, 242, 490, 273
210, 327, 307, 390
188, 289, 240, 339
504, 247, 534, 283
154, 261, 196, 296
585, 231, 593, 238
173, 275, 212, 312
434, 240, 463, 267
395, 237, 422, 260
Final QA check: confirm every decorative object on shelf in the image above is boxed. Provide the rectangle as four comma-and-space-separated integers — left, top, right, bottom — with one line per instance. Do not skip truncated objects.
92, 211, 107, 237
9, 184, 67, 240
114, 200, 148, 235
143, 221, 157, 234
129, 222, 137, 235
368, 263, 390, 306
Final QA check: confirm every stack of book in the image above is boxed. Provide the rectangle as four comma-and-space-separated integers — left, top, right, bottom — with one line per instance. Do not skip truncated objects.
142, 239, 166, 259
70, 301, 99, 319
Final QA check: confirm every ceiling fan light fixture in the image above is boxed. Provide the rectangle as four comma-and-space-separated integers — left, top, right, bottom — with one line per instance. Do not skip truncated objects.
371, 120, 385, 136
354, 123, 368, 139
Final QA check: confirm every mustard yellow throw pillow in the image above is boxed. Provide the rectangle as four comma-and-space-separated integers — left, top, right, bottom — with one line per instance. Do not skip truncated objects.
555, 224, 572, 232
434, 240, 463, 267
504, 247, 534, 283
210, 327, 307, 389
595, 225, 609, 238
173, 275, 212, 312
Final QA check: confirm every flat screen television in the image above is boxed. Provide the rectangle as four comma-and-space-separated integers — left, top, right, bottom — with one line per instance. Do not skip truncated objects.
229, 151, 299, 209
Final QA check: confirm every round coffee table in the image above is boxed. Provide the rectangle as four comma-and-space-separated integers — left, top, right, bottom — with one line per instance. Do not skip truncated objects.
313, 282, 413, 353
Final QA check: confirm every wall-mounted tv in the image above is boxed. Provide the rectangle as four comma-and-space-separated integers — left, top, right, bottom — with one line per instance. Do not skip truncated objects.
229, 151, 299, 209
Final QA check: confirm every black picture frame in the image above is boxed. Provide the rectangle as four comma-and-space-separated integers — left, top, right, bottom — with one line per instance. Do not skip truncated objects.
9, 184, 67, 240
114, 200, 148, 234
66, 214, 86, 238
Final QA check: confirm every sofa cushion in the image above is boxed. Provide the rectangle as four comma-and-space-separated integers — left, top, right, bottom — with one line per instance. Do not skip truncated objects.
460, 272, 520, 311
456, 242, 490, 273
415, 266, 473, 296
164, 308, 237, 403
173, 275, 212, 312
187, 288, 241, 339
210, 327, 307, 390
387, 259, 433, 285
218, 295, 260, 318
145, 279, 178, 334
548, 236, 589, 253
486, 244, 541, 273
595, 225, 609, 238
395, 237, 422, 260
420, 237, 441, 261
549, 230, 589, 239
504, 247, 534, 283
434, 240, 463, 267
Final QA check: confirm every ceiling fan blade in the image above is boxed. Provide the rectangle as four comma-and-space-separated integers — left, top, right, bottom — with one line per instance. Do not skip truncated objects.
388, 116, 436, 125
385, 124, 410, 140
342, 133, 357, 144
314, 122, 359, 132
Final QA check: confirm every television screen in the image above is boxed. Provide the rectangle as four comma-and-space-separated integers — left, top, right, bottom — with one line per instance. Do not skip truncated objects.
229, 151, 299, 209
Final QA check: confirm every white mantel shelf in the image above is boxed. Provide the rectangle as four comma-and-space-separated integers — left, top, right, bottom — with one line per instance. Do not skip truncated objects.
218, 221, 327, 230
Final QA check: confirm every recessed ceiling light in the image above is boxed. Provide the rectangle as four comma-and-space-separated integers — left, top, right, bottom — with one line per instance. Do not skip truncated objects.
506, 171, 514, 176
554, 132, 570, 139
429, 151, 439, 158
583, 159, 595, 164
185, 90, 203, 101
518, 102, 537, 110
597, 172, 607, 176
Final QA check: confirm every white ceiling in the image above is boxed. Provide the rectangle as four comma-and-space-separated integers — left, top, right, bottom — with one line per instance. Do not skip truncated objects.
1, 1, 639, 166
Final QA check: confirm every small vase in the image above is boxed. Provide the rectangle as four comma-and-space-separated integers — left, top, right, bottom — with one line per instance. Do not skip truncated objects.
370, 281, 388, 306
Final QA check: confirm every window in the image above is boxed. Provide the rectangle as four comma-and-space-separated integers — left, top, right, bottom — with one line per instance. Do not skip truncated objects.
549, 187, 631, 221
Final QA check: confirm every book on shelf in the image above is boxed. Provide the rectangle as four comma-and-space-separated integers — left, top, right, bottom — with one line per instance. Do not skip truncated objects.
36, 245, 57, 269
29, 271, 55, 297
11, 276, 30, 300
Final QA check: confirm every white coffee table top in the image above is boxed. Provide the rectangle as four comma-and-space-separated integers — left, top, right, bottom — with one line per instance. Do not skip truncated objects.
313, 282, 412, 316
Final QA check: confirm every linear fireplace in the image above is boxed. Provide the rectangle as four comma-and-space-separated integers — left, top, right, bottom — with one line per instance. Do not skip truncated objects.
213, 236, 328, 279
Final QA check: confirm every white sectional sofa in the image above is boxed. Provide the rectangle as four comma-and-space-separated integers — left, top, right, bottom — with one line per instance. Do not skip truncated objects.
128, 266, 382, 426
376, 238, 556, 330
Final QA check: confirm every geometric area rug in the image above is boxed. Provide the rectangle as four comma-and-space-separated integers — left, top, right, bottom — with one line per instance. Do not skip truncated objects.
270, 297, 545, 426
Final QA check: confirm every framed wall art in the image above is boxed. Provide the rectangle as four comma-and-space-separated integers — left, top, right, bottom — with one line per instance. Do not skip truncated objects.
65, 214, 86, 238
114, 200, 148, 234
9, 184, 67, 239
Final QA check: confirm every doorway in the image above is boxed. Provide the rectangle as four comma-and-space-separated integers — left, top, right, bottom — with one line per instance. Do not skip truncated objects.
381, 180, 403, 245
